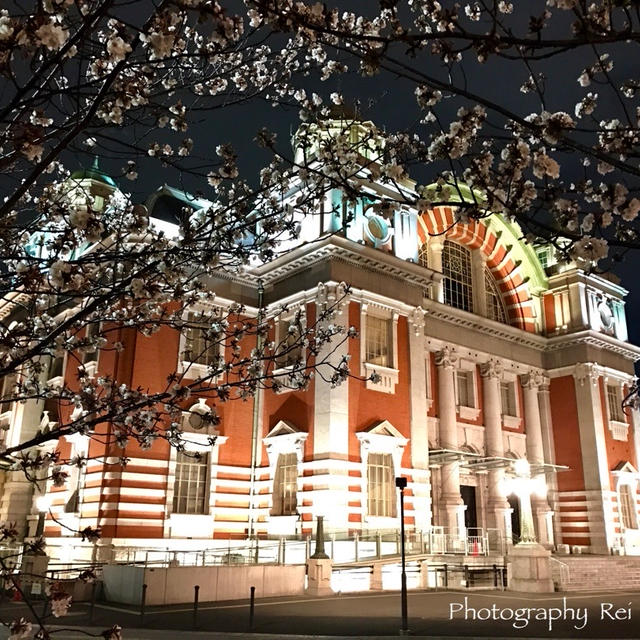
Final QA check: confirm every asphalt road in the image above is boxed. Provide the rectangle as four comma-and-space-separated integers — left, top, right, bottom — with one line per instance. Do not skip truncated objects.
1, 589, 639, 639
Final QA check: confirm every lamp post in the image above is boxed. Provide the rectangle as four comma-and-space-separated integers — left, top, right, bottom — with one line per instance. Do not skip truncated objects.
395, 476, 408, 635
35, 495, 51, 539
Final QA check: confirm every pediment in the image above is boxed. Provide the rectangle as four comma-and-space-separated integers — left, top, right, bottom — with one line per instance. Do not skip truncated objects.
359, 420, 406, 440
613, 461, 638, 475
265, 419, 304, 439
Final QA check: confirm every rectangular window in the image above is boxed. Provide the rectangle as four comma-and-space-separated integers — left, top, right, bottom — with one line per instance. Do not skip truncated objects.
183, 313, 219, 367
48, 355, 64, 380
173, 451, 209, 515
501, 382, 518, 417
619, 484, 638, 529
272, 452, 298, 516
82, 323, 100, 364
367, 452, 396, 518
456, 370, 475, 408
607, 384, 624, 422
0, 375, 16, 415
275, 319, 302, 369
365, 316, 392, 367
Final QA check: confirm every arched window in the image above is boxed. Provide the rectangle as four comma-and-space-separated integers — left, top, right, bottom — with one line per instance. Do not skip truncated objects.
485, 269, 507, 323
442, 241, 473, 312
418, 241, 429, 268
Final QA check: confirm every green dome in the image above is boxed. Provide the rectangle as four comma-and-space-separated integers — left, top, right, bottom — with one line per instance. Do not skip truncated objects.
70, 156, 116, 187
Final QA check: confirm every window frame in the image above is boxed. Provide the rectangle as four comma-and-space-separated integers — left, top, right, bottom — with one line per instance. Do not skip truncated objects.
500, 374, 521, 428
178, 306, 224, 380
442, 240, 474, 313
454, 359, 480, 421
360, 303, 399, 394
603, 378, 629, 441
356, 420, 408, 527
273, 309, 306, 372
619, 483, 638, 530
271, 451, 299, 516
367, 452, 396, 518
172, 450, 211, 516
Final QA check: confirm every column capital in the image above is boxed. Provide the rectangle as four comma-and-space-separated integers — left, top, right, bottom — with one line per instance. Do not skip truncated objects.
479, 359, 503, 380
434, 346, 457, 369
573, 363, 601, 387
520, 370, 546, 390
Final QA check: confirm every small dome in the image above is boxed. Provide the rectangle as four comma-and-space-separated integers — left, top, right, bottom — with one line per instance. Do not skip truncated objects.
70, 156, 116, 187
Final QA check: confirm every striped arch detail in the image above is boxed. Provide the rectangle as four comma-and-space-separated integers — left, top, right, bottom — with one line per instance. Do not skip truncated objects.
419, 207, 536, 332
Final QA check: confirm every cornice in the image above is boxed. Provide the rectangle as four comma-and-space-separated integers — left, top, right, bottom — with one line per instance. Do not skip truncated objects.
249, 235, 441, 291
424, 299, 640, 363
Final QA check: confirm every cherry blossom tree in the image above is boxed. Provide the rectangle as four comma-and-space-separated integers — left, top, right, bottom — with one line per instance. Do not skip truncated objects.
1, 0, 640, 635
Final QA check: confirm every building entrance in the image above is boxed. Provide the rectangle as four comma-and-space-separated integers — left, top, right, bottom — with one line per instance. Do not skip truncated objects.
460, 485, 478, 530
507, 493, 521, 542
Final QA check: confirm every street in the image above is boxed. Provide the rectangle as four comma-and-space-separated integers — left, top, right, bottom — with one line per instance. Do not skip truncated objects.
1, 589, 639, 639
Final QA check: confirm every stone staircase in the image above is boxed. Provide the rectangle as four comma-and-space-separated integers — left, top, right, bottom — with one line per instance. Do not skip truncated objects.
551, 555, 640, 591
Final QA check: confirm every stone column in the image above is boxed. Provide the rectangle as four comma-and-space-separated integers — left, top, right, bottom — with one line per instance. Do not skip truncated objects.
408, 307, 431, 532
435, 347, 464, 536
537, 376, 559, 546
479, 360, 509, 542
520, 371, 554, 546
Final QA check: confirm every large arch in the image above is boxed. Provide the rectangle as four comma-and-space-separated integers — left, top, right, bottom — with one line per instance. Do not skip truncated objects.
417, 206, 547, 333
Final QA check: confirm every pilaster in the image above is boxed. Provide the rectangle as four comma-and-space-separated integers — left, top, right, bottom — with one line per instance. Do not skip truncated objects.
572, 363, 616, 553
408, 307, 431, 531
312, 283, 350, 530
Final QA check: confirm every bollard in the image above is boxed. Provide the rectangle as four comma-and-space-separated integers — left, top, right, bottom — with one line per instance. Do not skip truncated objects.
249, 585, 255, 630
464, 565, 469, 588
443, 564, 448, 588
193, 585, 200, 629
140, 583, 147, 622
89, 580, 97, 623
493, 564, 498, 588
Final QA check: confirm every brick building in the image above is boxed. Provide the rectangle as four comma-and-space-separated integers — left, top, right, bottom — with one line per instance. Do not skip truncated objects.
2, 120, 640, 569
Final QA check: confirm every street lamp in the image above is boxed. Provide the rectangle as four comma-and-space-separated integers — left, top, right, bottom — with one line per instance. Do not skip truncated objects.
395, 476, 408, 635
35, 495, 51, 539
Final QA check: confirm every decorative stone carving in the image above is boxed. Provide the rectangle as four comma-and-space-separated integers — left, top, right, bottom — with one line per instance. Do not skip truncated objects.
409, 306, 425, 336
520, 370, 545, 390
573, 363, 601, 387
479, 359, 503, 380
434, 345, 457, 369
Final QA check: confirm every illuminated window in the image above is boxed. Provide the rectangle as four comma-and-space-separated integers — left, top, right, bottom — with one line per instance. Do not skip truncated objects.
271, 452, 298, 516
456, 370, 475, 408
365, 316, 392, 367
173, 451, 209, 515
619, 484, 638, 529
554, 290, 571, 330
367, 453, 396, 517
485, 270, 507, 323
607, 384, 624, 423
442, 241, 473, 312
